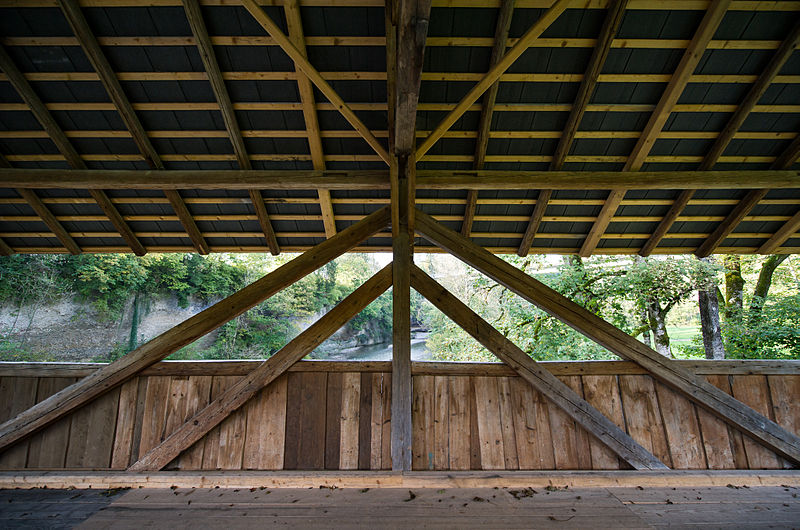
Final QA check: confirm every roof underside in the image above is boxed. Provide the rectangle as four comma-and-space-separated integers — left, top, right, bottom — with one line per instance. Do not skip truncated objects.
0, 0, 798, 254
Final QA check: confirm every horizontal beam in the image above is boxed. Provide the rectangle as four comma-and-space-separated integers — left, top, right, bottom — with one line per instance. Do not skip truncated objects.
0, 169, 798, 190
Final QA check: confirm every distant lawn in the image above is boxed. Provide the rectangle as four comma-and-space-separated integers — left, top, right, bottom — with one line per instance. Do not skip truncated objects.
637, 325, 699, 342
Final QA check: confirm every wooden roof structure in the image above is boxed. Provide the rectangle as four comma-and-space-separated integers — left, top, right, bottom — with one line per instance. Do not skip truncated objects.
0, 0, 799, 481
0, 0, 797, 256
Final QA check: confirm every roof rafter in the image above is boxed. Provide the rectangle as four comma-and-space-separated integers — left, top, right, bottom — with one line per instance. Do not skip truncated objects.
57, 0, 209, 255
463, 0, 515, 238
182, 0, 279, 255
580, 0, 731, 257
284, 0, 337, 240
415, 0, 570, 160
519, 0, 627, 256
241, 0, 390, 165
1, 44, 144, 255
695, 189, 768, 258
758, 136, 800, 253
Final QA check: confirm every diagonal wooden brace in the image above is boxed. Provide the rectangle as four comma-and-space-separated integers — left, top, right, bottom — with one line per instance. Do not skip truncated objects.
129, 264, 393, 471
0, 206, 391, 453
414, 208, 800, 465
411, 265, 667, 470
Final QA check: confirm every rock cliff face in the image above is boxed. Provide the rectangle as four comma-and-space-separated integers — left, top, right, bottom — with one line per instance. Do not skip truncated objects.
0, 295, 217, 361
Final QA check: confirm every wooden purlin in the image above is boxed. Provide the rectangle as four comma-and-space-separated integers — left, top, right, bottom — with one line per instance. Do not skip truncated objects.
0, 206, 391, 454
182, 0, 280, 255
410, 265, 666, 470
695, 189, 768, 258
284, 0, 337, 239
414, 208, 800, 465
57, 0, 209, 255
415, 0, 570, 160
0, 45, 146, 255
756, 135, 800, 253
462, 0, 515, 237
240, 0, 390, 165
520, 0, 628, 257
128, 264, 393, 472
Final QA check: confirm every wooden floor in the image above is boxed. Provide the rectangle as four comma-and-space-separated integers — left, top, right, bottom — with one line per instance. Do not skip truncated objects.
1, 485, 799, 529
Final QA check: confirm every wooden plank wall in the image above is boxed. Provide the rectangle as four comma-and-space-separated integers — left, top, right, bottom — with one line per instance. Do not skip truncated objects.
0, 364, 797, 471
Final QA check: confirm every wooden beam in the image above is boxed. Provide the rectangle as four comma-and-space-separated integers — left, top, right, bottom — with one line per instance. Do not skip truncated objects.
284, 0, 337, 239
410, 265, 666, 470
248, 190, 280, 255
756, 134, 800, 253
700, 20, 800, 170
772, 133, 800, 171
240, 0, 390, 164
0, 205, 391, 453
695, 189, 768, 257
88, 190, 146, 256
638, 189, 694, 257
164, 190, 210, 255
579, 189, 624, 257
129, 264, 393, 471
414, 208, 800, 465
58, 0, 208, 254
182, 0, 279, 251
517, 188, 551, 256
463, 0, 515, 237
15, 189, 81, 255
415, 0, 570, 160
2, 169, 800, 191
623, 0, 731, 171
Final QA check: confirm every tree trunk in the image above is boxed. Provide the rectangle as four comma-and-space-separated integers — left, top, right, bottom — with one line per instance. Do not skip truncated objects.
723, 254, 744, 320
638, 306, 652, 348
647, 302, 671, 358
748, 254, 789, 326
698, 289, 725, 359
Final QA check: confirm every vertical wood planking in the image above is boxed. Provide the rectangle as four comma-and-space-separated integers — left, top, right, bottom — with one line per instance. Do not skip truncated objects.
497, 377, 519, 470
468, 378, 481, 470
176, 375, 214, 469
654, 382, 707, 469
618, 375, 673, 467
412, 375, 434, 470
242, 375, 287, 470
562, 376, 593, 469
138, 376, 171, 458
433, 375, 449, 470
339, 372, 360, 470
472, 376, 505, 470
705, 374, 749, 468
581, 375, 624, 470
161, 377, 190, 470
546, 377, 581, 469
448, 376, 471, 470
695, 374, 737, 469
324, 372, 342, 470
768, 375, 800, 437
370, 373, 385, 469
66, 387, 120, 469
200, 376, 234, 470
730, 375, 782, 469
357, 371, 372, 470
510, 376, 555, 470
215, 376, 247, 470
26, 377, 76, 469
0, 377, 38, 469
295, 372, 327, 470
111, 379, 140, 470
380, 373, 392, 470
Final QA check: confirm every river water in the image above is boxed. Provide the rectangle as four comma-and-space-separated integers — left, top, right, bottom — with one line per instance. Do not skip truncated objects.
320, 331, 432, 361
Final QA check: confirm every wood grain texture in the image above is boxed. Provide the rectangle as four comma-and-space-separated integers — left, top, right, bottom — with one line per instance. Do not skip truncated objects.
655, 382, 707, 469
324, 372, 342, 470
339, 372, 360, 470
26, 377, 76, 469
242, 375, 287, 470
730, 375, 782, 469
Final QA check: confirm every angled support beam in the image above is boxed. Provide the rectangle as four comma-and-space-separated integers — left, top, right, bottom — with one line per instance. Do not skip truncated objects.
579, 188, 624, 257
0, 206, 391, 453
757, 135, 800, 253
700, 20, 800, 170
463, 0, 515, 237
695, 188, 768, 258
639, 189, 694, 257
389, 0, 431, 472
16, 189, 81, 255
129, 264, 393, 471
241, 0, 390, 164
517, 189, 552, 256
0, 44, 143, 255
624, 0, 731, 172
415, 0, 570, 160
411, 266, 666, 470
772, 133, 800, 171
284, 0, 337, 239
182, 0, 280, 254
414, 208, 800, 465
58, 0, 208, 254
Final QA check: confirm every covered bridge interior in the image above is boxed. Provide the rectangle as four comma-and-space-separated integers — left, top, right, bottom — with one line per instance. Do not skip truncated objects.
0, 0, 799, 524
